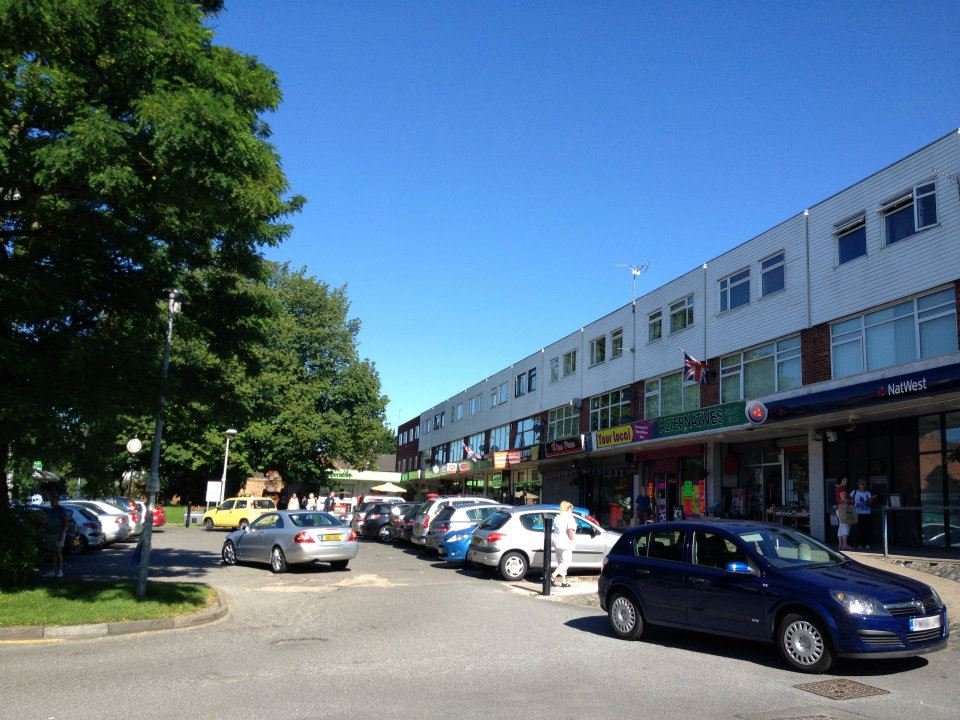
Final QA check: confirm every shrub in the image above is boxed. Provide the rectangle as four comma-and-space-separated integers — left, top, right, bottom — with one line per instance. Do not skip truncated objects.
0, 507, 43, 590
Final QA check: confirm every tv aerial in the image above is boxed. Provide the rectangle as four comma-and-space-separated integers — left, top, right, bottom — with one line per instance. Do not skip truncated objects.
615, 261, 649, 302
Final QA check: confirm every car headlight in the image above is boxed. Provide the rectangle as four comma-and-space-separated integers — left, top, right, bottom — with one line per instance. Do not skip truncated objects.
830, 590, 891, 616
448, 533, 471, 542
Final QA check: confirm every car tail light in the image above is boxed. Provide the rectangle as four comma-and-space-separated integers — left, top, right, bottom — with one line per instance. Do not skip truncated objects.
115, 517, 125, 525
436, 522, 449, 534
367, 513, 381, 520
83, 522, 98, 530
293, 531, 315, 544
422, 516, 430, 528
586, 515, 600, 527
485, 532, 506, 544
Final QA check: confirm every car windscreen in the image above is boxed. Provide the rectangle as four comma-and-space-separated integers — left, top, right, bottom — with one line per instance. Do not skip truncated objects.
415, 501, 431, 516
478, 510, 511, 530
736, 526, 844, 569
289, 512, 342, 527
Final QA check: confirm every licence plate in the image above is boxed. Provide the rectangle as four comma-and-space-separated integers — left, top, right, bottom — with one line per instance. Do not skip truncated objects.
321, 534, 344, 542
909, 615, 941, 631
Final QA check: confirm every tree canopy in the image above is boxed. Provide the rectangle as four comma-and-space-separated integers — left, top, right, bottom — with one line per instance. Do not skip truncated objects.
0, 1, 373, 504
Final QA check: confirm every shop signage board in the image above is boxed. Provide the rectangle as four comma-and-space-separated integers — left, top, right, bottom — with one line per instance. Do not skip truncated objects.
593, 420, 653, 449
545, 436, 583, 457
494, 446, 539, 469
654, 401, 748, 439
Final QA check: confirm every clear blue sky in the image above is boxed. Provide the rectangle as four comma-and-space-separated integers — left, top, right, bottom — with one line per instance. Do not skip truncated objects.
209, 0, 960, 431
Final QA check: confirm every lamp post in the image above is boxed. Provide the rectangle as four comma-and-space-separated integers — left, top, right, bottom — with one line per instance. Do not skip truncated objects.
219, 429, 238, 505
136, 289, 182, 599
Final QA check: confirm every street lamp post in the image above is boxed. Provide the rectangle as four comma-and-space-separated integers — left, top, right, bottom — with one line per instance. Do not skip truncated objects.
136, 289, 182, 599
219, 429, 238, 505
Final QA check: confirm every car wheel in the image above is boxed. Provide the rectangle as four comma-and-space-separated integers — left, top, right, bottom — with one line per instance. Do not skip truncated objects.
270, 546, 288, 573
777, 612, 834, 673
329, 560, 349, 570
203, 518, 213, 531
377, 526, 392, 543
221, 540, 237, 565
608, 592, 645, 640
238, 519, 249, 530
498, 551, 529, 581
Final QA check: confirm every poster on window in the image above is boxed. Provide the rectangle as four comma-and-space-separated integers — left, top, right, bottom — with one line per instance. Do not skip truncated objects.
681, 479, 706, 518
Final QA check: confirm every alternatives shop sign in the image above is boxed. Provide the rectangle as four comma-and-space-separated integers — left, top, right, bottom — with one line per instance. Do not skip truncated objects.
586, 401, 750, 450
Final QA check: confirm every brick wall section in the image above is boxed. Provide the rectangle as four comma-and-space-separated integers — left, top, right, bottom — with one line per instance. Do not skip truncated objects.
701, 358, 720, 407
801, 324, 831, 385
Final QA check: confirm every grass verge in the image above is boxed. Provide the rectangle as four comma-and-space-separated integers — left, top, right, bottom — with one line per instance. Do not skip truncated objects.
0, 581, 217, 627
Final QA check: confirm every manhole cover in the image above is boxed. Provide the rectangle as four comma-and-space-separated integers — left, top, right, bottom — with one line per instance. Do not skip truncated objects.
794, 679, 890, 701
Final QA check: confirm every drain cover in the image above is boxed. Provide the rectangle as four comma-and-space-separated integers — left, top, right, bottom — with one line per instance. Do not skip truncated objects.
794, 679, 890, 701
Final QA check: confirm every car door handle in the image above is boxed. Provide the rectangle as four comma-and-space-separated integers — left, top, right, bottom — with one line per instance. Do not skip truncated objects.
632, 568, 650, 577
688, 577, 707, 586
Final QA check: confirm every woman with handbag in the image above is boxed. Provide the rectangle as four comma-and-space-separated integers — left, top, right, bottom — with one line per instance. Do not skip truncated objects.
835, 476, 853, 551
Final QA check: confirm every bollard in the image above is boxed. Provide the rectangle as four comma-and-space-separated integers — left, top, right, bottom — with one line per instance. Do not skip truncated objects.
185, 503, 191, 529
542, 515, 553, 596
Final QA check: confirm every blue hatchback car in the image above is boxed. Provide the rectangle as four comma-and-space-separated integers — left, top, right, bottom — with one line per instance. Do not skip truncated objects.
599, 520, 948, 673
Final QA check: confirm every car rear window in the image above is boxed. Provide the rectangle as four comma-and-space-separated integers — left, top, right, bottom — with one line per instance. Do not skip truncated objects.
479, 511, 511, 530
290, 512, 341, 527
252, 499, 275, 509
415, 501, 431, 515
433, 507, 456, 523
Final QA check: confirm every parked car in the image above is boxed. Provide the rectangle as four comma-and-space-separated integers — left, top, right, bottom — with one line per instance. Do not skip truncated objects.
411, 496, 500, 547
136, 501, 166, 529
60, 505, 105, 552
425, 503, 510, 553
30, 505, 82, 555
468, 504, 620, 580
99, 496, 143, 536
202, 496, 276, 531
439, 523, 479, 564
363, 502, 419, 542
65, 500, 132, 544
599, 519, 949, 673
396, 504, 421, 544
221, 510, 358, 573
350, 497, 406, 535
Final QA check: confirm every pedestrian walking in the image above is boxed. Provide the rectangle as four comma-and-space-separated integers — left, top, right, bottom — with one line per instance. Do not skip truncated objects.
323, 491, 336, 512
286, 492, 300, 511
635, 491, 651, 525
549, 501, 577, 588
305, 493, 317, 510
835, 476, 853, 551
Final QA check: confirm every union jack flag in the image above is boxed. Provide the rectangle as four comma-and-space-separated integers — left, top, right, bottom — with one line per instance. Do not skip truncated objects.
682, 350, 708, 385
463, 440, 481, 462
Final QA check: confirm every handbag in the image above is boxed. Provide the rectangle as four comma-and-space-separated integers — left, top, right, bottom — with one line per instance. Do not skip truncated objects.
839, 503, 858, 525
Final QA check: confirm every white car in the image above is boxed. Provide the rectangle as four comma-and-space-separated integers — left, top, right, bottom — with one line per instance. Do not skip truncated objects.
60, 505, 106, 551
411, 496, 500, 547
467, 505, 621, 581
64, 500, 132, 544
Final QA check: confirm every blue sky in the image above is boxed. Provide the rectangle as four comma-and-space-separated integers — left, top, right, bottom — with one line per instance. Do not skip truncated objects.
209, 1, 960, 430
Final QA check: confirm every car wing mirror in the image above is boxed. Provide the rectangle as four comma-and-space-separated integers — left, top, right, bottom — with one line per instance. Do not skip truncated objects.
725, 561, 754, 574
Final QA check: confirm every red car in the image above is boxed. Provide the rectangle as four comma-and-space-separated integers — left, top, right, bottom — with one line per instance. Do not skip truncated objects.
136, 501, 166, 528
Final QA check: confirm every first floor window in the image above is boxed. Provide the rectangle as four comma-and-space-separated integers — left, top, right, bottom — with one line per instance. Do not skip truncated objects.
563, 350, 577, 376
547, 405, 580, 441
835, 214, 866, 265
648, 310, 662, 342
514, 416, 540, 448
882, 181, 938, 246
761, 251, 785, 297
528, 367, 537, 392
550, 357, 560, 383
720, 269, 750, 312
590, 335, 606, 366
644, 372, 699, 419
489, 424, 510, 453
720, 335, 801, 403
590, 389, 632, 431
515, 372, 527, 397
466, 431, 485, 455
831, 288, 957, 378
611, 328, 623, 358
670, 295, 694, 333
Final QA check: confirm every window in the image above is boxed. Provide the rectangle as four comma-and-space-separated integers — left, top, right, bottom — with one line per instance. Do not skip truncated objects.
644, 371, 699, 419
468, 394, 482, 415
611, 328, 623, 358
491, 382, 508, 407
648, 310, 662, 342
432, 445, 448, 464
882, 181, 937, 246
550, 357, 560, 383
449, 439, 463, 461
590, 389, 632, 431
720, 335, 801, 403
454, 402, 464, 421
515, 372, 527, 397
513, 416, 540, 448
433, 412, 445, 430
414, 425, 419, 439
466, 431, 485, 454
831, 288, 957, 378
527, 367, 537, 392
670, 295, 693, 333
647, 529, 687, 561
489, 424, 509, 452
589, 335, 606, 366
720, 269, 750, 312
547, 405, 580, 441
761, 251, 785, 297
835, 214, 866, 265
563, 350, 577, 377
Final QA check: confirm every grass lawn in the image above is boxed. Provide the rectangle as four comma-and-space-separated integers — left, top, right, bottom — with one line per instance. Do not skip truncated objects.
162, 505, 206, 526
0, 581, 217, 627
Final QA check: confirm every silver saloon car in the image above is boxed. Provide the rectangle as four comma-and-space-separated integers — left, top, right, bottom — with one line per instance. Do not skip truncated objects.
221, 511, 359, 573
467, 505, 621, 581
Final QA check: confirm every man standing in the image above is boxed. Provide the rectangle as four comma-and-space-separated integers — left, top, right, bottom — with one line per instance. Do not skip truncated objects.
851, 479, 873, 549
323, 491, 336, 512
42, 496, 70, 578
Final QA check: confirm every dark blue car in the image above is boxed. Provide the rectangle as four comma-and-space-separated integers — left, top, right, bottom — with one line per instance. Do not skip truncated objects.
598, 520, 949, 673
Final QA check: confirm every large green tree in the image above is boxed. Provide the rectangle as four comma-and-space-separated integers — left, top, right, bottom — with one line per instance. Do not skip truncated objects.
0, 0, 303, 506
157, 263, 395, 501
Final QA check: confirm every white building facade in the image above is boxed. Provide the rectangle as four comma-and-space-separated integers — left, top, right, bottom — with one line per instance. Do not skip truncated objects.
404, 129, 960, 549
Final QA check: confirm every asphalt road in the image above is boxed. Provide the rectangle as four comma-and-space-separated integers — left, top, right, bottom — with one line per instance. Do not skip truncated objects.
1, 527, 958, 720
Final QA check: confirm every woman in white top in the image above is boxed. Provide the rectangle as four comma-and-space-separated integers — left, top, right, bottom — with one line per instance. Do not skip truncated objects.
550, 501, 577, 588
